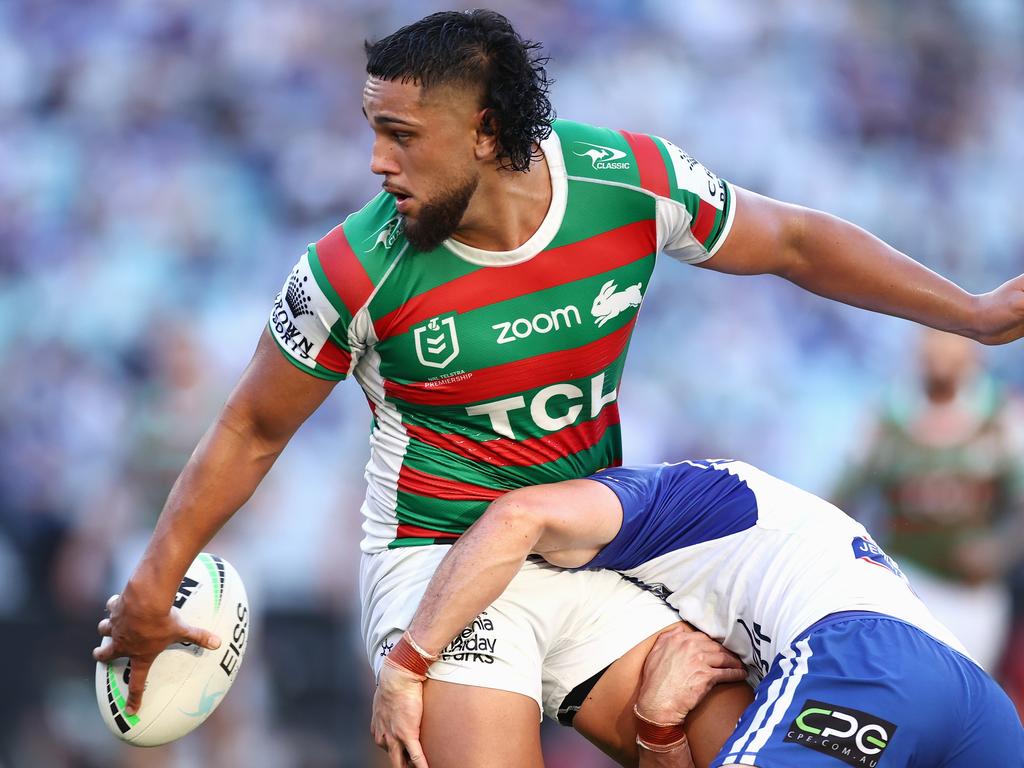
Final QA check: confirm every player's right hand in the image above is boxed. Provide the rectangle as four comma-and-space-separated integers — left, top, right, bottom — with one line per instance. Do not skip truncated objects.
635, 625, 748, 725
93, 590, 221, 715
372, 661, 430, 768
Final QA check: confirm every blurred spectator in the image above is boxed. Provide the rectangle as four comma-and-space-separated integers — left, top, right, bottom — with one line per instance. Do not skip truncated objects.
835, 329, 1024, 674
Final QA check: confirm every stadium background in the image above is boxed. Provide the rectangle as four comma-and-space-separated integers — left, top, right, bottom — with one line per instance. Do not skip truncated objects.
1, 0, 1022, 765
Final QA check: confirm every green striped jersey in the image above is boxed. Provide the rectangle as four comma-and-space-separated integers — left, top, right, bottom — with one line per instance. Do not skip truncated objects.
268, 119, 734, 553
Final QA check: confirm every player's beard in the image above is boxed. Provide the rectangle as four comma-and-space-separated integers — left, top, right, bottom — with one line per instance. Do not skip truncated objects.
402, 172, 480, 252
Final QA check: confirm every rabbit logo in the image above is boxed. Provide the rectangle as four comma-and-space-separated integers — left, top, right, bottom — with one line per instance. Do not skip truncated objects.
591, 279, 643, 327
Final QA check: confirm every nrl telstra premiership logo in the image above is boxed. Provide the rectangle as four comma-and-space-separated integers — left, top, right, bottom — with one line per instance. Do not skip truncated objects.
414, 314, 460, 369
573, 141, 631, 170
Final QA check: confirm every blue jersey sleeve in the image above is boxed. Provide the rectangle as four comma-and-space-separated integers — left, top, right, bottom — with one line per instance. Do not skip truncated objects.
584, 461, 759, 571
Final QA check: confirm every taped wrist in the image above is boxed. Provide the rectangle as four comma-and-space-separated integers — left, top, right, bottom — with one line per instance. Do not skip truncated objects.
633, 705, 689, 753
384, 631, 439, 680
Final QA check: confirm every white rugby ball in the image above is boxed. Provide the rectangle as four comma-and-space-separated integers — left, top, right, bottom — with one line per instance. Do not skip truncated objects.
95, 552, 250, 746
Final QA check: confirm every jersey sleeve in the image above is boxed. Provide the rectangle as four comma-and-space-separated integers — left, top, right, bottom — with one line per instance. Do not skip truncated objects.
267, 244, 359, 381
620, 131, 735, 264
583, 462, 758, 570
583, 466, 661, 571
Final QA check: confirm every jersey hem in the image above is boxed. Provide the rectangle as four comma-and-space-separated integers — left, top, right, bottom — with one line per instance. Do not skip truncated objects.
705, 179, 736, 259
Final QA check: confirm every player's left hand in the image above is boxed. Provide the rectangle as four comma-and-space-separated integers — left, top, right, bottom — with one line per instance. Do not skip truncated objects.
635, 625, 747, 725
972, 274, 1024, 345
371, 660, 430, 768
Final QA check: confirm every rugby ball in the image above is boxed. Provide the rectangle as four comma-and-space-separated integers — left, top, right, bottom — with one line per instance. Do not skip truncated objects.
95, 553, 250, 746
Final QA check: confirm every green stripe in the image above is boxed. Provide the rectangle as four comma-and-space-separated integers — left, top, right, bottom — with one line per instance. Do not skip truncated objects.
198, 553, 221, 613
392, 423, 622, 537
389, 536, 447, 549
553, 119, 644, 189
547, 178, 654, 249
267, 322, 347, 381
404, 426, 620, 489
368, 247, 479, 320
108, 666, 141, 726
395, 493, 487, 532
377, 255, 653, 383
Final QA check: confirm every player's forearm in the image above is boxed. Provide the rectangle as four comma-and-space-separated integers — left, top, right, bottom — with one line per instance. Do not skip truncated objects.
407, 498, 544, 655
126, 407, 284, 609
781, 208, 981, 337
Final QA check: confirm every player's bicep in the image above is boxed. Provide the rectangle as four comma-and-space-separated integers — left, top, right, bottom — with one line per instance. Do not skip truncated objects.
515, 479, 623, 568
695, 185, 810, 277
221, 328, 338, 450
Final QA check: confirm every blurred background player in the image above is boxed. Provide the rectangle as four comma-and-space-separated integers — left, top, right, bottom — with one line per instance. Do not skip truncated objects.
834, 329, 1024, 677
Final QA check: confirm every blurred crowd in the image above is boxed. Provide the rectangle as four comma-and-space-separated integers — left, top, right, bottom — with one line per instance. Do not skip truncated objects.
1, 0, 1022, 765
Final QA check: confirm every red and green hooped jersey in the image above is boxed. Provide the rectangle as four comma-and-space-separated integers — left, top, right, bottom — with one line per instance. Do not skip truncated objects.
268, 119, 734, 552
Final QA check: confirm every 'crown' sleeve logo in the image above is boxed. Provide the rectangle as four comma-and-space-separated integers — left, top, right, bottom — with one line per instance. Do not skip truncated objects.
285, 272, 313, 318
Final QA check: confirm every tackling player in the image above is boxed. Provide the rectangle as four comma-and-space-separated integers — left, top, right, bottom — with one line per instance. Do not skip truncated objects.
375, 459, 1024, 766
95, 9, 1024, 768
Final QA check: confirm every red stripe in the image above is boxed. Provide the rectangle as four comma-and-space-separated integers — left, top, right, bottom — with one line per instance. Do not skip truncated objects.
398, 466, 509, 501
396, 523, 461, 540
315, 224, 376, 317
404, 405, 621, 467
691, 200, 717, 246
385, 318, 635, 406
314, 340, 352, 375
375, 220, 655, 340
620, 131, 671, 198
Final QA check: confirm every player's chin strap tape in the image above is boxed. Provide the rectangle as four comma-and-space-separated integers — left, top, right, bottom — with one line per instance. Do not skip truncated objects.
633, 705, 689, 753
384, 631, 439, 681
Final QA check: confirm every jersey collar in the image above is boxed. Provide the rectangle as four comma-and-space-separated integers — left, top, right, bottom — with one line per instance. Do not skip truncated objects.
442, 131, 568, 266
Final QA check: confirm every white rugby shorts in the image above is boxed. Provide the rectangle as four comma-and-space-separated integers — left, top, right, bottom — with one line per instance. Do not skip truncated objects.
360, 545, 679, 719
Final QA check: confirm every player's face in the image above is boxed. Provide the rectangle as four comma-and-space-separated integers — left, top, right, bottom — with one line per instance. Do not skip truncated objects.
363, 76, 486, 250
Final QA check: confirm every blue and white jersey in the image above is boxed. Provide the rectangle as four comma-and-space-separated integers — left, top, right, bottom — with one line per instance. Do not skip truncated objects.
586, 460, 966, 683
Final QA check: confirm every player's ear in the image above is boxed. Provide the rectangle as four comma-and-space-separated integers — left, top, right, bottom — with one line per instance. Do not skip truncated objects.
474, 108, 499, 161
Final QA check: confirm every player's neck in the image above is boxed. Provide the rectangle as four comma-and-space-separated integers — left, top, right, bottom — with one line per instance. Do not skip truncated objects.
450, 148, 552, 252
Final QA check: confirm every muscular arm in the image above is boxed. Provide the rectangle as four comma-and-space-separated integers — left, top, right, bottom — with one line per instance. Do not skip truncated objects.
705, 186, 1024, 345
95, 329, 337, 710
407, 479, 622, 655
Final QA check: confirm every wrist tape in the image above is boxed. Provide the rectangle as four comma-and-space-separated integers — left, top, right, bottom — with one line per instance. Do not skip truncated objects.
633, 705, 689, 753
384, 631, 439, 680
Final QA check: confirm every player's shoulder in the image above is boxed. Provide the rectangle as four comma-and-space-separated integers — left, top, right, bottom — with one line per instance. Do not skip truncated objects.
552, 118, 715, 203
553, 118, 652, 191
308, 191, 406, 305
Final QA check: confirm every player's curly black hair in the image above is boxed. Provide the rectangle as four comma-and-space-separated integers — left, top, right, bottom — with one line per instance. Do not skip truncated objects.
365, 9, 554, 172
